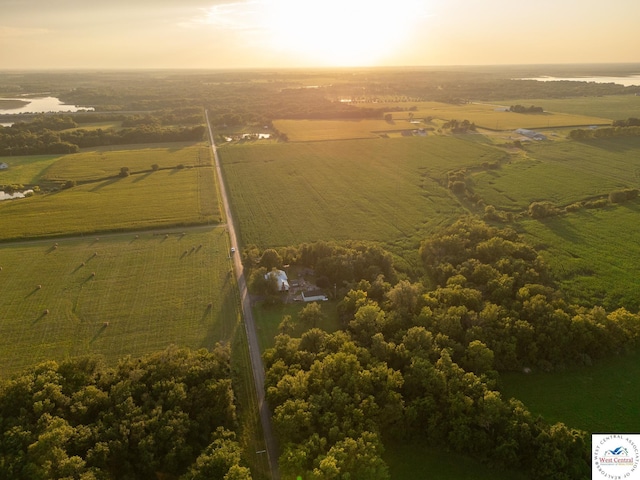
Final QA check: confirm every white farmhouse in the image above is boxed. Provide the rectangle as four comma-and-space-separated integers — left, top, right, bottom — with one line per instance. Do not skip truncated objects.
0, 162, 8, 170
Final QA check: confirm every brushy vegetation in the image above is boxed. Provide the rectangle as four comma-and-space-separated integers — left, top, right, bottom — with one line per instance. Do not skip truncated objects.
0, 230, 239, 375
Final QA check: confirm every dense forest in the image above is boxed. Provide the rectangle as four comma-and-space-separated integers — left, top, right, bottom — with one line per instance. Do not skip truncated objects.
0, 346, 252, 480
248, 219, 640, 479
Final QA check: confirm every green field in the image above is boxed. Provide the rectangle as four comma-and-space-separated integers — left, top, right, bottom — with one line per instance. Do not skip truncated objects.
0, 166, 219, 239
0, 228, 239, 376
501, 95, 640, 121
385, 443, 529, 480
219, 136, 505, 249
473, 137, 640, 210
500, 350, 640, 433
518, 204, 640, 311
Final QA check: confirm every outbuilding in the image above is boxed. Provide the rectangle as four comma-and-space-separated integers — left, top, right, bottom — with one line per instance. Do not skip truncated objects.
302, 290, 328, 302
0, 163, 8, 170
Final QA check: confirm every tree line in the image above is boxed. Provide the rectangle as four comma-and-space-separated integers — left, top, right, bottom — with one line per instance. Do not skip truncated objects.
0, 114, 205, 156
0, 346, 252, 480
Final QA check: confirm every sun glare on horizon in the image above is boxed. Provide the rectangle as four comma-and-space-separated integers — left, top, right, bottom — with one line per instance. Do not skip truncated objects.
261, 0, 430, 66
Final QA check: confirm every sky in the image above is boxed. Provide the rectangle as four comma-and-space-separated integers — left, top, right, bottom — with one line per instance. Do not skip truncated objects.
1, 0, 639, 69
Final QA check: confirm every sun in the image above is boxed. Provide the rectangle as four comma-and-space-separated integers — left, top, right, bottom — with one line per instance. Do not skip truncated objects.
262, 0, 428, 66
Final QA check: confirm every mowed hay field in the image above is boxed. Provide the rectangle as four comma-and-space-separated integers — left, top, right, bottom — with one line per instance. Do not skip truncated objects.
473, 137, 640, 210
0, 157, 220, 240
0, 228, 239, 376
218, 136, 506, 248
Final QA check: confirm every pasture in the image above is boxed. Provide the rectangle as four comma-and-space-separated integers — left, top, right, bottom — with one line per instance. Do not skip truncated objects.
518, 204, 640, 311
473, 137, 640, 210
500, 350, 640, 433
0, 228, 240, 377
218, 136, 505, 248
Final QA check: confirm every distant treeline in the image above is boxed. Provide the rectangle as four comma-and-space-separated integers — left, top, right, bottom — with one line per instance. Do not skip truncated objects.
509, 104, 544, 113
0, 113, 205, 156
568, 123, 640, 140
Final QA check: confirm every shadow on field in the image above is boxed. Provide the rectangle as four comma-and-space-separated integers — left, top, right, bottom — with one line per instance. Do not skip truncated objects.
25, 286, 41, 298
32, 310, 48, 325
132, 171, 154, 183
90, 177, 120, 191
90, 323, 109, 344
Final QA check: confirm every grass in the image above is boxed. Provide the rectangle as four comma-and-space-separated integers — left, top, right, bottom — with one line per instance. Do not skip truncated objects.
517, 203, 640, 311
0, 166, 220, 240
473, 137, 640, 210
0, 228, 238, 377
500, 350, 640, 433
252, 301, 341, 353
385, 442, 529, 480
218, 136, 504, 249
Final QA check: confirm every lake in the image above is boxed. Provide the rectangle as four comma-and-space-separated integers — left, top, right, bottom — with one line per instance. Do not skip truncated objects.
0, 96, 94, 115
518, 75, 640, 87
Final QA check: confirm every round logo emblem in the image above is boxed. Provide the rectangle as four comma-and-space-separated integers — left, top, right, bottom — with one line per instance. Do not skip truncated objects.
593, 434, 640, 479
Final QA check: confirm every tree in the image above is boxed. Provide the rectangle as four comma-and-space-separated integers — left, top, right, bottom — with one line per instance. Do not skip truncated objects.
259, 249, 282, 270
298, 302, 324, 328
119, 166, 130, 177
151, 163, 159, 171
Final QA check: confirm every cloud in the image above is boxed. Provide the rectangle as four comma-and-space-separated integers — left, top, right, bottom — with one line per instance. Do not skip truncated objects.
180, 1, 264, 31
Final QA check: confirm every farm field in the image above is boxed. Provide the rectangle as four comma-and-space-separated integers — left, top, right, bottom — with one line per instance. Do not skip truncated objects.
0, 141, 211, 185
0, 228, 239, 376
354, 101, 611, 131
500, 95, 640, 120
0, 165, 219, 240
500, 350, 640, 433
518, 204, 640, 311
473, 137, 640, 210
218, 136, 505, 249
272, 119, 410, 141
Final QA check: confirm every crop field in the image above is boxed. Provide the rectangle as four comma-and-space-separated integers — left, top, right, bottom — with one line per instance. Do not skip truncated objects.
500, 350, 640, 433
218, 137, 506, 249
355, 101, 611, 131
272, 119, 411, 141
499, 95, 640, 120
473, 137, 640, 210
0, 165, 219, 240
518, 204, 640, 311
0, 228, 240, 376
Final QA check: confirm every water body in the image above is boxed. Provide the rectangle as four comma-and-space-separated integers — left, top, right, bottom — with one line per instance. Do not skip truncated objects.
518, 75, 640, 87
0, 96, 94, 115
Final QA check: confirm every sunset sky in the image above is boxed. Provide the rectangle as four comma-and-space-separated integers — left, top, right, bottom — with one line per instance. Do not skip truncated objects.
1, 0, 639, 69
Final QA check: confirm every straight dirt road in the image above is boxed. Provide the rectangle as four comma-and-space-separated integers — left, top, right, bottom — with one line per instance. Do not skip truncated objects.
205, 111, 280, 480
